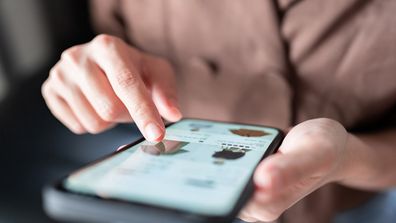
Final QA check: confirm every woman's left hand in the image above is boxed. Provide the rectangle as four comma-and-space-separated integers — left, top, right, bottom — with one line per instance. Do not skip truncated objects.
239, 118, 350, 222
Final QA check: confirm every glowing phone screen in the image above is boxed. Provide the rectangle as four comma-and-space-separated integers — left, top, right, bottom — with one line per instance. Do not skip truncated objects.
64, 119, 279, 216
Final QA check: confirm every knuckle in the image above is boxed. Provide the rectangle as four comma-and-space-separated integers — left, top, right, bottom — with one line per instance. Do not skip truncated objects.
115, 70, 140, 88
41, 80, 51, 98
49, 67, 64, 84
41, 81, 53, 105
97, 101, 120, 122
92, 34, 119, 49
131, 103, 147, 118
61, 46, 81, 64
49, 65, 57, 75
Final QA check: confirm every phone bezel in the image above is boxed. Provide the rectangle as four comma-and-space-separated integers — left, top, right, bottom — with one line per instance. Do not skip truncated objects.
45, 118, 284, 222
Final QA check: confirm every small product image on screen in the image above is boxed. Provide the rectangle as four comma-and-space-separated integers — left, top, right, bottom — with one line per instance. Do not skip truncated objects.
64, 119, 279, 216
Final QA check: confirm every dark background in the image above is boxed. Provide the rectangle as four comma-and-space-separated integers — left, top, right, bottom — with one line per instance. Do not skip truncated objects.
0, 1, 140, 222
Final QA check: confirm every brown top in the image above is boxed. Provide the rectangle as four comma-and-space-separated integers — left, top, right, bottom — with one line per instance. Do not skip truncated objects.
90, 0, 396, 222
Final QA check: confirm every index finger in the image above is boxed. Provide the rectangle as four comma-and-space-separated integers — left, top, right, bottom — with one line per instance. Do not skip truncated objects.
91, 35, 165, 142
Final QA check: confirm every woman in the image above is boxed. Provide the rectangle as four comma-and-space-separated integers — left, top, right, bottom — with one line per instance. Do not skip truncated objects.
42, 0, 396, 222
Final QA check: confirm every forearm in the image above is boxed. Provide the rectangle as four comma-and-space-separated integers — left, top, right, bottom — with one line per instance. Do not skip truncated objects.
337, 128, 396, 190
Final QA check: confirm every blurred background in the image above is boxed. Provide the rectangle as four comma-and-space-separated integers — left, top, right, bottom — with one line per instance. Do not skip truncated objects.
0, 1, 140, 222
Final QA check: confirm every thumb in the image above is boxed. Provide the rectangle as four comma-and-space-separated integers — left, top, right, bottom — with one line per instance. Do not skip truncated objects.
142, 55, 182, 122
245, 151, 325, 222
254, 149, 327, 193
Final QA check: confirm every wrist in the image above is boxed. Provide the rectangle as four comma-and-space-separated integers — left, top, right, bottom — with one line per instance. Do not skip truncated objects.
332, 133, 373, 188
328, 132, 361, 185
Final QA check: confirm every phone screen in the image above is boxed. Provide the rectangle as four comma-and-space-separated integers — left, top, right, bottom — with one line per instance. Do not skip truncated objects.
64, 119, 280, 216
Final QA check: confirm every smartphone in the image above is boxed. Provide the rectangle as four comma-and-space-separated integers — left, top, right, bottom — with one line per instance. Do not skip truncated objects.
43, 118, 283, 223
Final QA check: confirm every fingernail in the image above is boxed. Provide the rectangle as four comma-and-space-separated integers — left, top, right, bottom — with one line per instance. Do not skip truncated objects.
145, 123, 163, 141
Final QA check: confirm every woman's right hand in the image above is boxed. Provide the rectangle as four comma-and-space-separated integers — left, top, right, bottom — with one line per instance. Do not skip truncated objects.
42, 34, 182, 141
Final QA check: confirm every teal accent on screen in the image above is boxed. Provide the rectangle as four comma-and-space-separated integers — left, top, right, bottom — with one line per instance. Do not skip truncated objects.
64, 119, 279, 216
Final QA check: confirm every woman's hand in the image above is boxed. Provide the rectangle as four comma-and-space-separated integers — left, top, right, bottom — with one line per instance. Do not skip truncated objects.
239, 118, 350, 222
42, 34, 182, 141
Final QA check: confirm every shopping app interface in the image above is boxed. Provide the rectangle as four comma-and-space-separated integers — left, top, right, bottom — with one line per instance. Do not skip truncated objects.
65, 119, 279, 216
